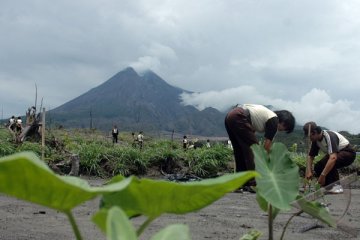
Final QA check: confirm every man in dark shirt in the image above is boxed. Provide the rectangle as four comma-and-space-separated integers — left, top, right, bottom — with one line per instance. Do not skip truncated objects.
225, 104, 295, 191
303, 122, 356, 188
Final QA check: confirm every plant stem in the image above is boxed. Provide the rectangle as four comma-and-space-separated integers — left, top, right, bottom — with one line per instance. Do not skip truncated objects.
137, 216, 155, 237
280, 210, 303, 240
65, 210, 83, 240
268, 204, 273, 240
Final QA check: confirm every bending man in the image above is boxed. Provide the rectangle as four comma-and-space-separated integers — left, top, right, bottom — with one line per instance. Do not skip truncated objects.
225, 104, 295, 191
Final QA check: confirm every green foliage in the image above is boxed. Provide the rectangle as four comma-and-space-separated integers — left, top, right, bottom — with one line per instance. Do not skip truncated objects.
0, 152, 256, 240
240, 230, 262, 240
252, 143, 299, 211
109, 147, 147, 176
143, 139, 180, 165
252, 143, 338, 239
104, 207, 138, 240
183, 144, 233, 177
0, 152, 132, 211
355, 154, 360, 166
78, 142, 108, 176
294, 196, 336, 227
1, 128, 359, 179
98, 171, 257, 219
16, 141, 48, 157
0, 129, 15, 157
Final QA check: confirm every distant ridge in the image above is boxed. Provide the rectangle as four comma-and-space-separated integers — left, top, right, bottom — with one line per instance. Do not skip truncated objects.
49, 67, 227, 136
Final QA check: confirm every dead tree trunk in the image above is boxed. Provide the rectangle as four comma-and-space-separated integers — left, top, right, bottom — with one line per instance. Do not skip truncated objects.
69, 154, 80, 176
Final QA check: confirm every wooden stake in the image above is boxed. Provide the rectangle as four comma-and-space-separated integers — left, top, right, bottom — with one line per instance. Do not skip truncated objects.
41, 108, 45, 161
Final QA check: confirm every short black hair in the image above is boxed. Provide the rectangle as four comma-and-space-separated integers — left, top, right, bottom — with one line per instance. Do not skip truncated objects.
303, 122, 322, 136
274, 110, 295, 133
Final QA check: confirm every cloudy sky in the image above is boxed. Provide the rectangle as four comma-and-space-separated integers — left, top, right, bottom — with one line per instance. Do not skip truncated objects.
1, 0, 360, 133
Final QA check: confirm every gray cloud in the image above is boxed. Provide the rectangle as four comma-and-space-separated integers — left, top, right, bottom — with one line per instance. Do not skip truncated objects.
181, 88, 360, 134
1, 0, 360, 133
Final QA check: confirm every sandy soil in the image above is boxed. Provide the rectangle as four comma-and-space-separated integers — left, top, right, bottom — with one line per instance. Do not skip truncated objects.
0, 177, 359, 240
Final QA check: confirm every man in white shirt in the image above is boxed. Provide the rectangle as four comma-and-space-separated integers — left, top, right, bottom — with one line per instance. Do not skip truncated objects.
225, 104, 295, 192
137, 131, 144, 150
8, 116, 16, 131
303, 122, 356, 187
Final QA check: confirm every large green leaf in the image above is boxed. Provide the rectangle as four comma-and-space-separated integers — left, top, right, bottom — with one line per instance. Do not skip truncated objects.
293, 196, 336, 227
150, 224, 191, 240
99, 171, 257, 218
0, 152, 132, 212
106, 207, 137, 240
252, 143, 299, 210
255, 192, 280, 219
239, 229, 262, 240
95, 207, 191, 240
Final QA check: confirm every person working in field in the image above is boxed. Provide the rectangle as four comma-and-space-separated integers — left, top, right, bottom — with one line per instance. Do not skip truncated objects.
224, 104, 295, 192
137, 131, 144, 150
15, 116, 23, 134
112, 125, 119, 144
182, 135, 188, 150
8, 116, 16, 131
303, 122, 356, 193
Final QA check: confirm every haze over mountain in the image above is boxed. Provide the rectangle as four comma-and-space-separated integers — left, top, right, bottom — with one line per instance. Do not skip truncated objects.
49, 67, 227, 136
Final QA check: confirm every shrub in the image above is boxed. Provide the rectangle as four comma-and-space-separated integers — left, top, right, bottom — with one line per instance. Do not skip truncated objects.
184, 144, 233, 178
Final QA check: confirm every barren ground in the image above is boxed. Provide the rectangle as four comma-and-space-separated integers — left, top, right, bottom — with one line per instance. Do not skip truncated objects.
0, 177, 359, 240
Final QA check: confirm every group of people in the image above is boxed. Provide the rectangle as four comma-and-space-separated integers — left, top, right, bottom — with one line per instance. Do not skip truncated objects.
225, 103, 356, 193
8, 116, 23, 134
182, 135, 211, 150
111, 125, 144, 149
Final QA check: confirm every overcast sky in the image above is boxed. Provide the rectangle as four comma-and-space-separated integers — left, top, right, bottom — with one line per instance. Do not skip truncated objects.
1, 0, 360, 133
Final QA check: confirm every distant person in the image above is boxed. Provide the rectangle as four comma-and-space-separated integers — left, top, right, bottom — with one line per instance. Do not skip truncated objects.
137, 131, 144, 150
182, 135, 188, 150
112, 125, 119, 143
303, 122, 356, 192
8, 116, 16, 131
206, 139, 211, 148
15, 116, 23, 133
225, 104, 295, 192
227, 139, 233, 150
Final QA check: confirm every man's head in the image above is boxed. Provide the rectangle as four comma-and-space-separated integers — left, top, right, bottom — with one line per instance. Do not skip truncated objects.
303, 121, 322, 141
274, 110, 295, 133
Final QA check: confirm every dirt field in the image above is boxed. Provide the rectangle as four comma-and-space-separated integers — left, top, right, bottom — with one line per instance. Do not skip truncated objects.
0, 177, 359, 240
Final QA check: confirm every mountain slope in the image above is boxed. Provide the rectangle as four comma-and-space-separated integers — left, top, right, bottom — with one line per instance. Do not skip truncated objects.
49, 67, 227, 136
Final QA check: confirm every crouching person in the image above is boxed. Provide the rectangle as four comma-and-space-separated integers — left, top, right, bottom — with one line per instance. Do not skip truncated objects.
303, 122, 356, 192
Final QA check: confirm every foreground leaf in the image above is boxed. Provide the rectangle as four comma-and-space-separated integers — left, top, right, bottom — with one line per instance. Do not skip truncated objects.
252, 143, 299, 211
240, 229, 262, 240
99, 171, 257, 218
106, 207, 137, 240
255, 192, 280, 219
150, 224, 190, 240
96, 207, 191, 240
0, 152, 132, 212
293, 196, 336, 227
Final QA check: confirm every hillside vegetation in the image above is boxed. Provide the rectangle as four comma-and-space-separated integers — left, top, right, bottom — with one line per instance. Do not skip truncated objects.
0, 126, 359, 179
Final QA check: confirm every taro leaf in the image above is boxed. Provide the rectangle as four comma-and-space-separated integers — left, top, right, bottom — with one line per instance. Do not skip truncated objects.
252, 143, 299, 211
0, 152, 132, 212
94, 207, 191, 240
294, 196, 336, 227
92, 209, 108, 234
99, 171, 257, 218
255, 191, 280, 219
240, 229, 262, 240
150, 224, 190, 240
106, 207, 137, 240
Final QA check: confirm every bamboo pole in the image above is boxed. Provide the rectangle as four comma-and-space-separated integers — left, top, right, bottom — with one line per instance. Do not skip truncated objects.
41, 108, 45, 160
